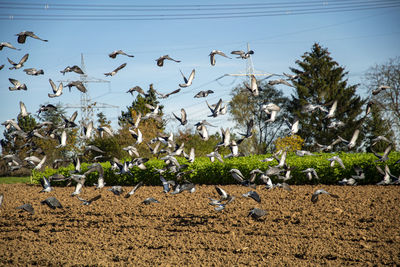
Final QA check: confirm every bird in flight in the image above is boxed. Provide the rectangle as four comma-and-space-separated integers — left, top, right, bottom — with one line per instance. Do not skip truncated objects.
156, 55, 180, 67
109, 50, 134, 58
179, 69, 195, 87
209, 50, 231, 66
8, 53, 29, 70
104, 63, 127, 76
16, 31, 48, 43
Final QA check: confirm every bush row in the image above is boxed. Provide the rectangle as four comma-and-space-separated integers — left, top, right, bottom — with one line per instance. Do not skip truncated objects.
32, 152, 400, 186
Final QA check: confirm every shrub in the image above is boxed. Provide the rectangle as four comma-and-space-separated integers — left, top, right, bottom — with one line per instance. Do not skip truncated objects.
274, 135, 304, 152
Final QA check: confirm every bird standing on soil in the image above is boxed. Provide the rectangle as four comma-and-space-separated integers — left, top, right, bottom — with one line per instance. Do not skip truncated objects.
15, 203, 35, 214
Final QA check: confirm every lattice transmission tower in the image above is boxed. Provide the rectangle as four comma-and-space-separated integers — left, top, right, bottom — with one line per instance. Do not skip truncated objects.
59, 54, 119, 133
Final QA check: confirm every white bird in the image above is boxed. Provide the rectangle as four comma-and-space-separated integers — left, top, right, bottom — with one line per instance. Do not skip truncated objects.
328, 156, 345, 169
325, 100, 338, 119
8, 53, 29, 70
71, 174, 86, 196
209, 50, 231, 66
129, 128, 143, 144
301, 168, 319, 180
40, 176, 53, 192
19, 101, 30, 117
124, 181, 144, 198
245, 75, 259, 96
57, 130, 67, 148
48, 79, 63, 98
262, 103, 281, 123
8, 78, 27, 91
33, 156, 46, 171
339, 129, 360, 149
179, 69, 195, 87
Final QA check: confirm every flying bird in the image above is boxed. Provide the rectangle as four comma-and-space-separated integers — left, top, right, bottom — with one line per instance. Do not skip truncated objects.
125, 181, 144, 198
8, 78, 27, 91
194, 90, 214, 98
325, 100, 338, 119
104, 63, 127, 76
209, 50, 231, 66
19, 101, 29, 117
127, 86, 147, 96
109, 50, 134, 58
372, 85, 390, 95
301, 168, 319, 180
154, 88, 180, 99
77, 195, 101, 205
40, 176, 53, 192
244, 75, 259, 96
172, 108, 187, 126
41, 197, 63, 209
242, 191, 261, 203
231, 50, 254, 59
60, 65, 84, 75
142, 197, 160, 205
328, 156, 345, 169
48, 79, 63, 98
156, 55, 180, 66
311, 189, 339, 203
108, 186, 124, 195
16, 31, 48, 43
0, 42, 20, 50
15, 203, 35, 214
179, 69, 195, 88
23, 68, 44, 76
8, 53, 29, 69
65, 81, 87, 93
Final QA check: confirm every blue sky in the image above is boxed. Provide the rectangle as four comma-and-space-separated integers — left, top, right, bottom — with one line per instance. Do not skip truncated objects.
0, 0, 399, 140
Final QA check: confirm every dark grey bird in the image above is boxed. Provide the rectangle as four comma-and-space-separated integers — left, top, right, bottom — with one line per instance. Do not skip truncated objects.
371, 145, 392, 162
8, 78, 27, 91
231, 50, 254, 59
108, 186, 124, 195
84, 163, 105, 189
41, 197, 63, 209
301, 168, 319, 180
104, 63, 127, 76
172, 108, 187, 126
311, 189, 339, 203
127, 86, 146, 96
65, 81, 87, 93
60, 65, 84, 75
0, 64, 4, 70
23, 68, 44, 76
237, 119, 254, 144
40, 176, 53, 193
77, 195, 101, 205
371, 136, 392, 147
8, 53, 29, 70
125, 181, 144, 198
242, 191, 261, 203
15, 203, 34, 214
229, 168, 256, 188
142, 197, 159, 205
211, 186, 235, 211
248, 208, 266, 220
38, 104, 57, 114
268, 79, 293, 87
109, 50, 134, 58
194, 90, 214, 98
209, 50, 231, 66
154, 88, 180, 99
160, 176, 176, 193
16, 31, 48, 43
0, 42, 20, 50
62, 111, 78, 128
156, 55, 180, 66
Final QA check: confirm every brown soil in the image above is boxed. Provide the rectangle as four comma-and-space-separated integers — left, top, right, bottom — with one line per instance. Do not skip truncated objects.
0, 184, 399, 266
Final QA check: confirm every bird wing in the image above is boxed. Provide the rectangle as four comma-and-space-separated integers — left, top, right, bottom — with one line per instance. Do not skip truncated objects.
114, 63, 127, 72
19, 53, 29, 64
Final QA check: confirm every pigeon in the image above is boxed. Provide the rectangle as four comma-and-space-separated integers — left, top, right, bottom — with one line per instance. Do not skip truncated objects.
16, 31, 48, 43
8, 53, 29, 70
104, 63, 127, 76
339, 129, 360, 149
154, 88, 180, 99
194, 90, 214, 98
38, 104, 57, 114
40, 176, 53, 192
77, 195, 101, 205
231, 50, 254, 59
8, 78, 27, 91
60, 65, 84, 75
212, 186, 235, 211
237, 119, 254, 144
301, 168, 319, 180
109, 50, 134, 58
15, 203, 35, 214
70, 174, 86, 196
311, 189, 339, 203
65, 81, 87, 93
229, 169, 256, 188
206, 150, 224, 163
248, 208, 266, 220
48, 79, 63, 98
142, 197, 159, 205
295, 150, 315, 157
0, 42, 20, 50
0, 194, 3, 208
160, 176, 176, 193
98, 126, 114, 137
127, 86, 146, 96
268, 79, 293, 87
19, 101, 30, 117
216, 127, 230, 147
328, 156, 345, 169
245, 75, 259, 96
172, 108, 187, 126
84, 163, 105, 189
0, 64, 4, 70
125, 181, 144, 198
371, 145, 392, 162
129, 128, 143, 144
156, 55, 180, 66
209, 50, 231, 66
351, 165, 365, 180
371, 136, 392, 147
56, 130, 67, 148
324, 100, 338, 119
262, 103, 280, 123
85, 145, 105, 154
23, 68, 44, 76
372, 85, 390, 95
83, 121, 93, 139
242, 191, 261, 203
108, 186, 124, 195
338, 177, 357, 185
327, 121, 345, 129
179, 69, 195, 87
41, 197, 63, 209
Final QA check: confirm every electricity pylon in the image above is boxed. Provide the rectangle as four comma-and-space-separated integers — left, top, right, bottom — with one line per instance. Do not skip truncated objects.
59, 53, 119, 133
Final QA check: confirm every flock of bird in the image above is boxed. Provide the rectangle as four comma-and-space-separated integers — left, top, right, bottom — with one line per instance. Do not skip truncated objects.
1, 31, 399, 220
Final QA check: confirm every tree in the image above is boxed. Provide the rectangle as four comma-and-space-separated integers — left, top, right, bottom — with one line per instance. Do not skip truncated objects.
364, 56, 400, 146
229, 80, 290, 153
287, 43, 365, 150
97, 112, 111, 128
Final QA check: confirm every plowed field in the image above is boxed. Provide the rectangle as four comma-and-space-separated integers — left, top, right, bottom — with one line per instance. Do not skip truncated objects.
0, 184, 399, 266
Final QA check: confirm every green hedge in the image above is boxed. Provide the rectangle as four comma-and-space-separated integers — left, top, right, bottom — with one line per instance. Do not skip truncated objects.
32, 152, 400, 186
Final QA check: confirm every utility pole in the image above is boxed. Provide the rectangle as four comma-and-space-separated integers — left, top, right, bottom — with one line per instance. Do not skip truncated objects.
59, 53, 119, 135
